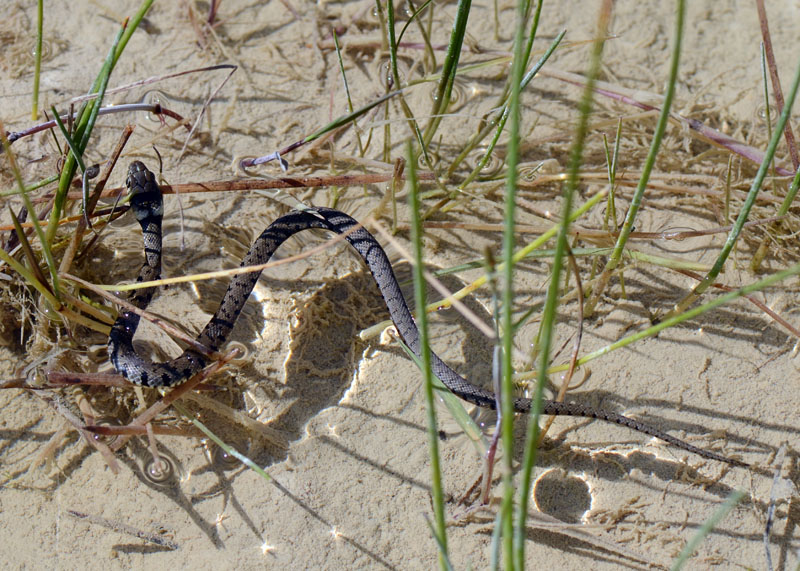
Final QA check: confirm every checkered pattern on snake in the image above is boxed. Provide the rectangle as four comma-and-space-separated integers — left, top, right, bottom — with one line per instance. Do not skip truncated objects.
108, 161, 746, 467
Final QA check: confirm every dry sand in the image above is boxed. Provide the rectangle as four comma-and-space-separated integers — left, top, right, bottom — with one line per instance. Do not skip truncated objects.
0, 1, 798, 569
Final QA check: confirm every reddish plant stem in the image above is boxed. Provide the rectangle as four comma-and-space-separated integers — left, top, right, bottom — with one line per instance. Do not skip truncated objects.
755, 0, 799, 170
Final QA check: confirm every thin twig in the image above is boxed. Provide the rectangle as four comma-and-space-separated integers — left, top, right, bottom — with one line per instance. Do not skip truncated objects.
755, 0, 799, 170
537, 246, 584, 445
65, 212, 371, 293
178, 65, 238, 160
4, 103, 188, 147
59, 125, 134, 274
54, 171, 436, 202
66, 510, 179, 550
61, 273, 220, 358
33, 390, 120, 473
763, 443, 787, 571
674, 269, 800, 339
371, 218, 496, 340
540, 66, 795, 177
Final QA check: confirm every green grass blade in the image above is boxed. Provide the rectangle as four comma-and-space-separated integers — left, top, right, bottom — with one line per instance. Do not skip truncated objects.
45, 0, 154, 244
510, 258, 800, 380
386, 0, 430, 166
489, 507, 502, 570
0, 247, 59, 309
777, 166, 800, 216
0, 129, 61, 299
31, 0, 43, 120
513, 2, 612, 567
109, 1, 155, 68
423, 514, 455, 571
423, 0, 472, 145
665, 47, 800, 318
406, 141, 449, 566
447, 1, 541, 182
46, 22, 123, 244
0, 159, 60, 309
601, 119, 622, 231
670, 489, 746, 570
408, 0, 437, 73
0, 175, 59, 198
333, 32, 354, 112
8, 207, 51, 295
749, 44, 790, 271
333, 31, 365, 156
397, 0, 433, 46
76, 30, 120, 154
500, 0, 531, 565
386, 0, 401, 89
357, 189, 608, 343
584, 0, 685, 317
456, 29, 565, 188
398, 341, 488, 454
171, 402, 272, 483
304, 89, 402, 143
50, 105, 87, 173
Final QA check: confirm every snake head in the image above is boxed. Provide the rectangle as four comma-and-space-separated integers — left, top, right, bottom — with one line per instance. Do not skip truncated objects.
126, 161, 151, 191
126, 161, 164, 222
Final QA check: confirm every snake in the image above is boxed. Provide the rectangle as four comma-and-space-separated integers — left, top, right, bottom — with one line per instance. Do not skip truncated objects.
108, 161, 746, 468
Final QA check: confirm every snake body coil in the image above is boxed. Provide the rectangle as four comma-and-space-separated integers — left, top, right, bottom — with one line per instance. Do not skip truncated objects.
108, 161, 745, 467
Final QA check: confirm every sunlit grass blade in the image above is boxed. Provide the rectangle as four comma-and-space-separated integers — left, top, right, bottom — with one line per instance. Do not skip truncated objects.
171, 401, 272, 483
8, 207, 52, 296
0, 235, 59, 311
0, 127, 61, 299
512, 257, 800, 382
359, 188, 609, 342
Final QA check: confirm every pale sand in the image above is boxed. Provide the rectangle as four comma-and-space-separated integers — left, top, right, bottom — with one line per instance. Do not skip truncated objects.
0, 1, 798, 569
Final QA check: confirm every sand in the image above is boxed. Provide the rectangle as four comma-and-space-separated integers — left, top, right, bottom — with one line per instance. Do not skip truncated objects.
0, 1, 798, 568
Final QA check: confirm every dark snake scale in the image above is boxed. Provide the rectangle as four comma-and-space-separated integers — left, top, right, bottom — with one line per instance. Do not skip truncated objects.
109, 161, 746, 468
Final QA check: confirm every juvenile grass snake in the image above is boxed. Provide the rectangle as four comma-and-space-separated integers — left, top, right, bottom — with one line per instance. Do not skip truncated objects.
108, 161, 746, 467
